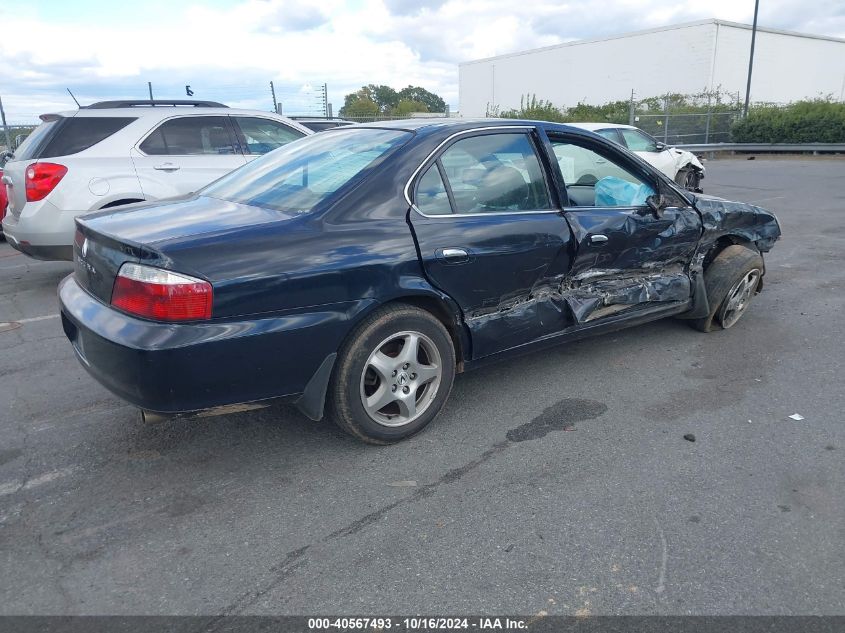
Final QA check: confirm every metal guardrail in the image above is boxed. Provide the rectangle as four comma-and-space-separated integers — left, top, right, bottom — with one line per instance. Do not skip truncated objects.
676, 142, 845, 153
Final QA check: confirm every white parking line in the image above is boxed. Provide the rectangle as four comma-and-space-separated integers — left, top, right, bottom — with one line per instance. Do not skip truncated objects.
0, 466, 78, 497
0, 314, 60, 330
18, 314, 60, 324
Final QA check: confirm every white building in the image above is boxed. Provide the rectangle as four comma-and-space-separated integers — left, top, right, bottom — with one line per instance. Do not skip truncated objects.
459, 19, 845, 117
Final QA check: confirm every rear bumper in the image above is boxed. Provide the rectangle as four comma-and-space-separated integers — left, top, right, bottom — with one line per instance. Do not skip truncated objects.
4, 231, 73, 260
59, 274, 366, 414
2, 199, 77, 260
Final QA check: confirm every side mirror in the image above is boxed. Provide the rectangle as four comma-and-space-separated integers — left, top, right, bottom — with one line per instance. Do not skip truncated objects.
646, 194, 667, 219
654, 142, 667, 152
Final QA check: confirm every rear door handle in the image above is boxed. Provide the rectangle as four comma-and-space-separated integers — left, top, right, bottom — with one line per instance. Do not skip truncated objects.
436, 247, 470, 263
588, 234, 609, 245
153, 163, 180, 171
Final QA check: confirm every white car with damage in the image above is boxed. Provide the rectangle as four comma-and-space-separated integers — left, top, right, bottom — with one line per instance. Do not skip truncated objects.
570, 123, 705, 192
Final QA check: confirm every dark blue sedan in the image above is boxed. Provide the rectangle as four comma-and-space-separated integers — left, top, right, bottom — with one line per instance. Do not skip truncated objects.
59, 119, 781, 443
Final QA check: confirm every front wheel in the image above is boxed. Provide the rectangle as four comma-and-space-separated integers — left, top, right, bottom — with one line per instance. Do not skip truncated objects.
675, 167, 703, 192
327, 304, 456, 444
689, 245, 764, 332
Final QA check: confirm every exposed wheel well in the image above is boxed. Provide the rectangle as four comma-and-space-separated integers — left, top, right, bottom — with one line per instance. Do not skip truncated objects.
381, 296, 467, 371
99, 198, 145, 209
703, 236, 758, 271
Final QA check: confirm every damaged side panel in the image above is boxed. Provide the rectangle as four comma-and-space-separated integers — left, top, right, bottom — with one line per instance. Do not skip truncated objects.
693, 194, 782, 252
465, 264, 692, 356
454, 204, 703, 358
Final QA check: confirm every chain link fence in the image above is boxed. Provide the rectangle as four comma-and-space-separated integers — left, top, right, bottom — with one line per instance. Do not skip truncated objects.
633, 111, 742, 145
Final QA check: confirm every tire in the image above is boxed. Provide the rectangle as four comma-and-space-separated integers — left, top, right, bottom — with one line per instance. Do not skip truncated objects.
689, 244, 764, 333
327, 304, 456, 444
674, 167, 703, 192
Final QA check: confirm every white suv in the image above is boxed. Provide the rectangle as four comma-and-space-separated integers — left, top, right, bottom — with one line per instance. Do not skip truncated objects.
1, 100, 311, 260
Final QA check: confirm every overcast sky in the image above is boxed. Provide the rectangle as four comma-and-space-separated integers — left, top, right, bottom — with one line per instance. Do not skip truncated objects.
1, 0, 843, 123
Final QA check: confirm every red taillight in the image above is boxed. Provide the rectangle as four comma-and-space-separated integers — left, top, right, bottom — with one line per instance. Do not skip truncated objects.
0, 169, 7, 221
25, 162, 68, 202
111, 263, 213, 322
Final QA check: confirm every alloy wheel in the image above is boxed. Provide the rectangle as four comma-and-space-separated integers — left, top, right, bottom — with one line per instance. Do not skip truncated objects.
359, 330, 443, 427
718, 269, 761, 328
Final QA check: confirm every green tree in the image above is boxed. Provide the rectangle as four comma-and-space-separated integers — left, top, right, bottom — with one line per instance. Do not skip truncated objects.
393, 100, 429, 116
396, 86, 446, 113
340, 84, 398, 116
343, 96, 379, 119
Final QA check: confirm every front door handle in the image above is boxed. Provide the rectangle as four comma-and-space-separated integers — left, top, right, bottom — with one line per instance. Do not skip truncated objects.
588, 234, 609, 245
436, 247, 470, 263
153, 163, 180, 171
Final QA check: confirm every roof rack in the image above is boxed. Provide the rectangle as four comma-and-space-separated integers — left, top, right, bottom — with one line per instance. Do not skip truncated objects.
84, 100, 228, 109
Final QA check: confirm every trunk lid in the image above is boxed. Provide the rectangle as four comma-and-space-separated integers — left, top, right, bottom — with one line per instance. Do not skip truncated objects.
73, 223, 146, 305
80, 195, 294, 245
74, 195, 297, 307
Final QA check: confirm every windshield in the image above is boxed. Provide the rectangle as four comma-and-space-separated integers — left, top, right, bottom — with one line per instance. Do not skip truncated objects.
202, 128, 412, 214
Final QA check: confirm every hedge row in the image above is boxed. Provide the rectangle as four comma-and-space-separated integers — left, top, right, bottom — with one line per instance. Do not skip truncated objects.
731, 100, 845, 143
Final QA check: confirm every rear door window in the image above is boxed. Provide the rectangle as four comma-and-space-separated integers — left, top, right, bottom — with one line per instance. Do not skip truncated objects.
436, 133, 551, 214
415, 164, 452, 215
39, 117, 136, 158
232, 117, 305, 155
139, 116, 237, 156
596, 128, 623, 145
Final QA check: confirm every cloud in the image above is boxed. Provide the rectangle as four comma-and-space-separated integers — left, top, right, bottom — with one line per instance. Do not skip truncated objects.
255, 0, 329, 33
0, 0, 841, 123
383, 0, 447, 17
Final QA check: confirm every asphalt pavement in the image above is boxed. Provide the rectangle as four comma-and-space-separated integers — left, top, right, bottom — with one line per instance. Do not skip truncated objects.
0, 157, 843, 615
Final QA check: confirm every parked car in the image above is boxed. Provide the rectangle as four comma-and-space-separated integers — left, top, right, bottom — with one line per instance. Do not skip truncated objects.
2, 100, 311, 260
60, 119, 780, 444
291, 117, 355, 132
570, 123, 705, 192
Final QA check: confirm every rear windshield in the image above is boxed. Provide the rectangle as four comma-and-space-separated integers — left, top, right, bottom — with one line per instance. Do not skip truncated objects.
39, 117, 136, 158
11, 120, 59, 161
12, 117, 136, 160
202, 128, 412, 214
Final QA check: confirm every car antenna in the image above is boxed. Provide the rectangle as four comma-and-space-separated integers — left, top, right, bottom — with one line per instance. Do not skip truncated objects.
67, 88, 81, 108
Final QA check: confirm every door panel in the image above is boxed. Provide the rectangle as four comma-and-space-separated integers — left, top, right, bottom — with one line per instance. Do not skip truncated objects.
548, 133, 700, 323
131, 115, 246, 200
409, 130, 574, 358
412, 212, 574, 357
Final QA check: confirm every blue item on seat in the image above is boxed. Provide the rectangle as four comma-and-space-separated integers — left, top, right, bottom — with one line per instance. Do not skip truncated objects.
594, 176, 654, 207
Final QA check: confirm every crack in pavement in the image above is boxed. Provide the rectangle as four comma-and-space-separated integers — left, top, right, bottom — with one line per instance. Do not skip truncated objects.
210, 398, 607, 620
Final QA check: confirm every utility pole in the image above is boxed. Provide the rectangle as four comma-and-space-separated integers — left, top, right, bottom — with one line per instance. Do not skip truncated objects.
743, 0, 760, 117
0, 95, 11, 152
628, 89, 635, 126
148, 81, 154, 103
270, 81, 278, 113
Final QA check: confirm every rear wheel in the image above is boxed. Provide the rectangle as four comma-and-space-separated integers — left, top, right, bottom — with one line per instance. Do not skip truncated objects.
328, 304, 456, 444
689, 244, 764, 332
